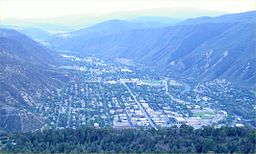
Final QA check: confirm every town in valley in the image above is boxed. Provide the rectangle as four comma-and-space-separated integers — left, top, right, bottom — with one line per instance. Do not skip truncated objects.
35, 53, 256, 130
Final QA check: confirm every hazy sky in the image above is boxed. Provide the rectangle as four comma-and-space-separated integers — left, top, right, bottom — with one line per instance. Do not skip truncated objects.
0, 0, 255, 21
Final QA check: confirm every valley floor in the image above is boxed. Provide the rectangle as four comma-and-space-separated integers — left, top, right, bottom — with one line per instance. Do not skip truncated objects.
34, 54, 255, 130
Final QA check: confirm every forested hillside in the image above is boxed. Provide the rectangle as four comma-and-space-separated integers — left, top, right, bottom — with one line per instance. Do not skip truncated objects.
1, 125, 255, 153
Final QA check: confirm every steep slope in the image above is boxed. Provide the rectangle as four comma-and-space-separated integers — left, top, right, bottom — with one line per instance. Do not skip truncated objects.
16, 27, 52, 42
0, 29, 59, 65
0, 28, 69, 132
166, 23, 256, 88
49, 19, 179, 49
48, 11, 256, 89
0, 25, 53, 42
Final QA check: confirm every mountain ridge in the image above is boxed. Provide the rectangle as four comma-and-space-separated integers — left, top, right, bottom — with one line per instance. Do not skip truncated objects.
0, 28, 70, 132
47, 11, 256, 89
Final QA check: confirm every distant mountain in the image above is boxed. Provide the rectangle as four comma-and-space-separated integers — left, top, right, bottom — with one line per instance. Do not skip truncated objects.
32, 23, 75, 34
179, 10, 256, 25
0, 28, 59, 65
1, 7, 225, 29
48, 11, 256, 89
0, 28, 69, 132
127, 16, 180, 28
48, 19, 173, 48
0, 25, 53, 42
17, 27, 52, 42
0, 20, 74, 34
69, 19, 144, 36
106, 7, 226, 20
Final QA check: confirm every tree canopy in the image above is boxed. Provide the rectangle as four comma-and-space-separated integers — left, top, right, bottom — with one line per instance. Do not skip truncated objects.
1, 125, 255, 153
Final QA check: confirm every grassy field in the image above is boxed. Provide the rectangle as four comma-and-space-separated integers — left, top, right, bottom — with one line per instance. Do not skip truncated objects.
142, 80, 162, 85
193, 112, 215, 119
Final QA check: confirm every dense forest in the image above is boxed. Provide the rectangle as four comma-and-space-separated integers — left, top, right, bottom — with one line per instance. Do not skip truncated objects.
0, 125, 255, 153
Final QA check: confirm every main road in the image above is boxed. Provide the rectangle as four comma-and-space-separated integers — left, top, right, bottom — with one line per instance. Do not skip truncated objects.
121, 81, 158, 130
